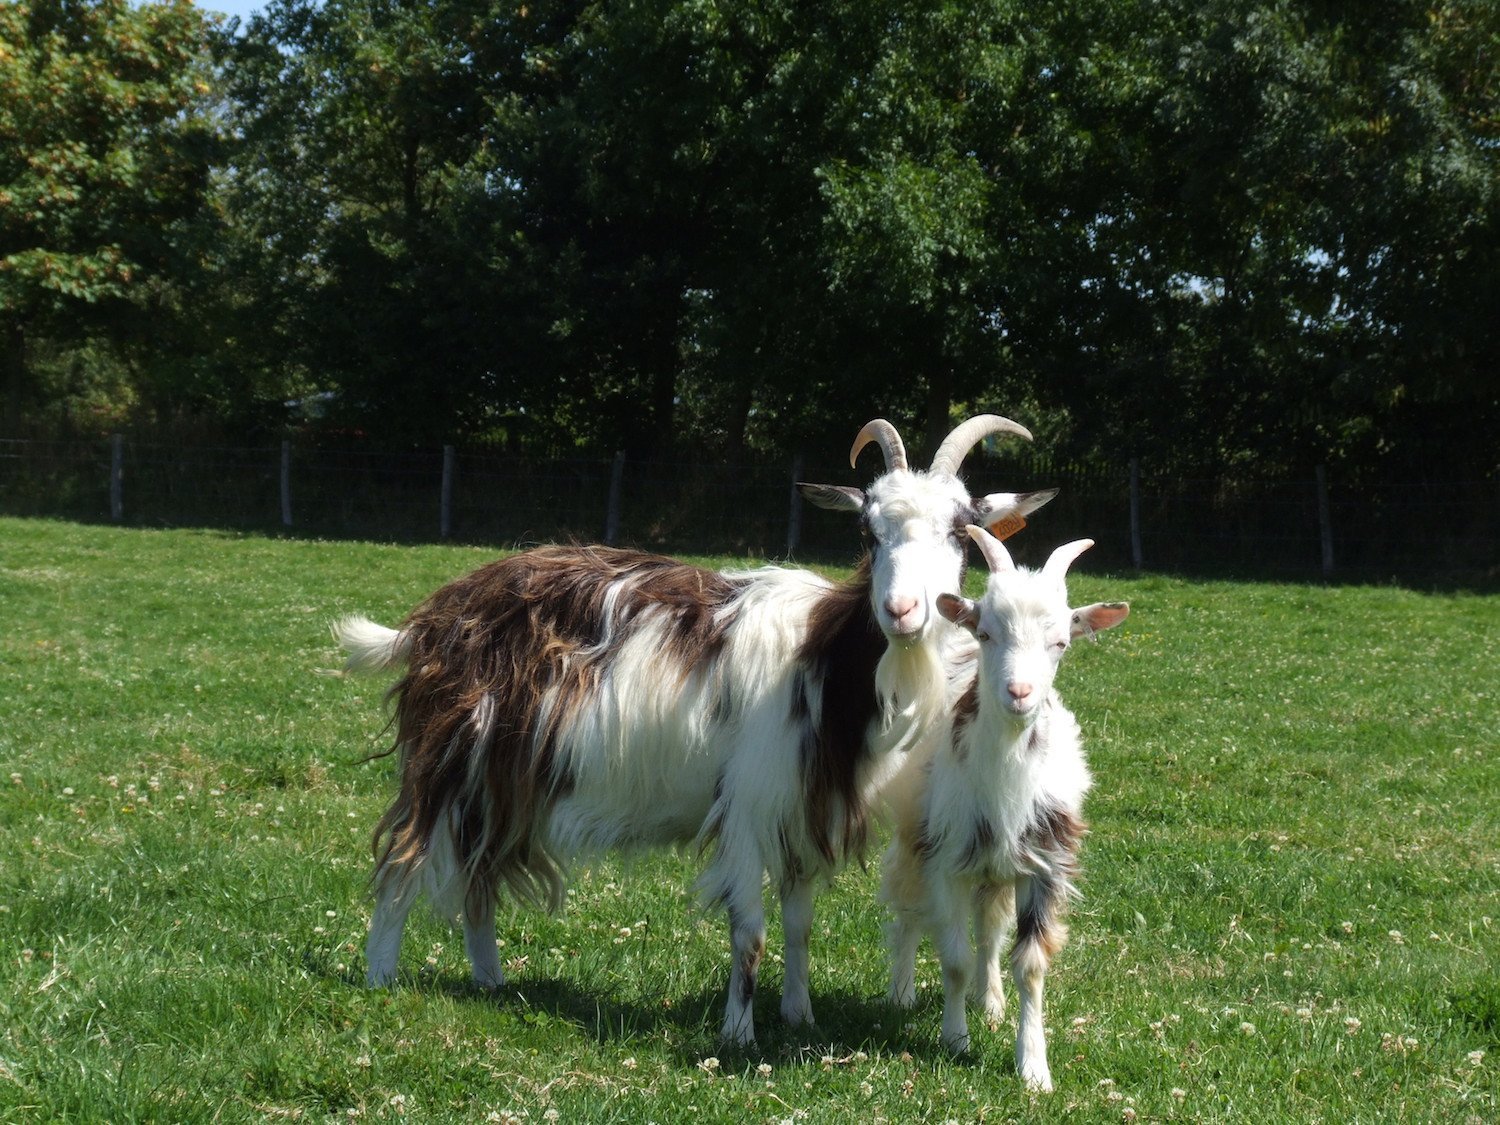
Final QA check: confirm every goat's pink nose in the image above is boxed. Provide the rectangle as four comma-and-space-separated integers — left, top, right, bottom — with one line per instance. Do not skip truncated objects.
884, 596, 918, 622
1007, 682, 1034, 702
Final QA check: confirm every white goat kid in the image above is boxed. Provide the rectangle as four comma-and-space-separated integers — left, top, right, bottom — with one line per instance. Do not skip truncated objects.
881, 526, 1128, 1090
336, 416, 1054, 1047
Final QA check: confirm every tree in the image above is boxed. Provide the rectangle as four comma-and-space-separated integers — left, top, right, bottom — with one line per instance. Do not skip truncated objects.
0, 0, 218, 432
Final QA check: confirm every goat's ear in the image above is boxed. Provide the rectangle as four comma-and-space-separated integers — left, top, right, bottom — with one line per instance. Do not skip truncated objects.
797, 483, 865, 512
936, 593, 981, 631
1070, 601, 1129, 642
973, 488, 1058, 539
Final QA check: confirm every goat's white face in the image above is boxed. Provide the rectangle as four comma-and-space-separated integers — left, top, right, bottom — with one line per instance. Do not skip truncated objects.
963, 578, 1072, 718
860, 471, 974, 641
937, 528, 1129, 720
799, 414, 1058, 647
801, 472, 1057, 646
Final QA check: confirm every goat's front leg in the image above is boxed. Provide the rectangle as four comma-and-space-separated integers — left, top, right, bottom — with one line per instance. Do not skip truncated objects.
1011, 873, 1066, 1092
778, 876, 816, 1027
719, 876, 767, 1047
929, 877, 975, 1054
971, 879, 1015, 1024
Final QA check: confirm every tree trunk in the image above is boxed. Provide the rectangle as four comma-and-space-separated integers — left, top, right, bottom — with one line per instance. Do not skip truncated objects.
649, 360, 677, 455
923, 364, 952, 462
725, 379, 754, 458
2, 320, 26, 437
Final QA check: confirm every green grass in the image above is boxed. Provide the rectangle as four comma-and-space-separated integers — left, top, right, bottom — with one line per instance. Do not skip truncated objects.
1, 516, 1496, 1123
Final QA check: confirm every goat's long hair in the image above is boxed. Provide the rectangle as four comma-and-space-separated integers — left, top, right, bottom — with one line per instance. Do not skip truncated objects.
369, 545, 743, 914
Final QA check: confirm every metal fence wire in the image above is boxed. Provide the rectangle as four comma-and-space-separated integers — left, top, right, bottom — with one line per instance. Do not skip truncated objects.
1, 436, 1494, 585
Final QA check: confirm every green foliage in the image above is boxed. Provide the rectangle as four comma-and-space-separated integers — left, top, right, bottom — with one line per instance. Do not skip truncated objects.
4, 1, 1496, 479
0, 0, 219, 425
0, 517, 1497, 1121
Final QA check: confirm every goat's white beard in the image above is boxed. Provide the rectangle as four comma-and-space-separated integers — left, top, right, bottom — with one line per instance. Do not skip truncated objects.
875, 635, 949, 757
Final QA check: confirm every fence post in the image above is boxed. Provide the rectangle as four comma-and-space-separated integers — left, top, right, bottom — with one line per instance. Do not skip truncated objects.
786, 452, 804, 556
1315, 464, 1334, 578
110, 433, 124, 522
280, 440, 293, 528
440, 444, 456, 540
1129, 456, 1143, 570
604, 450, 626, 545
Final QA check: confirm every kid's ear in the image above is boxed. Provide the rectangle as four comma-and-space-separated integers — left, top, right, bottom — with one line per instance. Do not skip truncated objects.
797, 483, 865, 512
1069, 601, 1130, 641
936, 593, 981, 631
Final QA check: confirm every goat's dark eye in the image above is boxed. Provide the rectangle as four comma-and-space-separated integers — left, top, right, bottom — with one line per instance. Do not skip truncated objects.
976, 630, 990, 643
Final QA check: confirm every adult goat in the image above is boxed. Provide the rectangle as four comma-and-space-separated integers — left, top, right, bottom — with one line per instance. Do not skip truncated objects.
336, 416, 1054, 1045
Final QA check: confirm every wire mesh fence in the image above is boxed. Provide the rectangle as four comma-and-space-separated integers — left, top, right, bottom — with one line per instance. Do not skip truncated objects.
1, 436, 1494, 585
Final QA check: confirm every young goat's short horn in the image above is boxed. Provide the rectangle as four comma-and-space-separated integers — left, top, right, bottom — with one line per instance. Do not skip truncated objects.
966, 524, 1016, 574
1042, 539, 1095, 583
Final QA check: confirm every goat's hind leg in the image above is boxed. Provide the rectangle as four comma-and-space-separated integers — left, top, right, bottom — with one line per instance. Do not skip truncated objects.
366, 867, 418, 986
885, 911, 922, 1009
463, 892, 504, 989
1011, 874, 1065, 1092
930, 878, 975, 1054
879, 839, 923, 1008
971, 880, 1015, 1024
778, 876, 816, 1027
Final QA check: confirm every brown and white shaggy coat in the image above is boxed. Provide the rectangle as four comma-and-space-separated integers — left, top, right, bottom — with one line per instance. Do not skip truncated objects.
336, 416, 1054, 1045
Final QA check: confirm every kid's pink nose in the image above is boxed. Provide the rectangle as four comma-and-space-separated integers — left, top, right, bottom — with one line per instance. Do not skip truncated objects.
1007, 681, 1034, 703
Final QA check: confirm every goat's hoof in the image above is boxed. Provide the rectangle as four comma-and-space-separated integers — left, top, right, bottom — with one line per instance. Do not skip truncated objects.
719, 1020, 757, 1049
976, 991, 1005, 1026
888, 983, 917, 1009
780, 1000, 816, 1027
366, 967, 397, 988
1020, 1063, 1054, 1093
941, 1031, 971, 1056
471, 969, 505, 990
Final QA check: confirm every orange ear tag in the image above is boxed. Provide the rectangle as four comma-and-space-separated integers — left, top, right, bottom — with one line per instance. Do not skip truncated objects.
987, 514, 1027, 541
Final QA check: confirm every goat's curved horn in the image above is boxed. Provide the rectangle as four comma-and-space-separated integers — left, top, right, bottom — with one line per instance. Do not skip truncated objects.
966, 524, 1015, 574
849, 419, 909, 471
928, 414, 1033, 477
1042, 539, 1095, 584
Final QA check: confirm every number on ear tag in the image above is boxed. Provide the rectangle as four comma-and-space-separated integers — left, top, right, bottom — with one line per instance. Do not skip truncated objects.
987, 513, 1027, 541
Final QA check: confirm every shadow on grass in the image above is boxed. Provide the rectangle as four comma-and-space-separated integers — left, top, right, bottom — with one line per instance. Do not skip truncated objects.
317, 954, 962, 1067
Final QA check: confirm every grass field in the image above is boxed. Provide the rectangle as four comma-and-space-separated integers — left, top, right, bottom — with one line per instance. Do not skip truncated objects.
1, 516, 1496, 1123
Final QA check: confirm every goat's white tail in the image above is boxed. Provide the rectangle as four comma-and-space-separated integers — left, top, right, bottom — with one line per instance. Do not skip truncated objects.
332, 616, 411, 673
